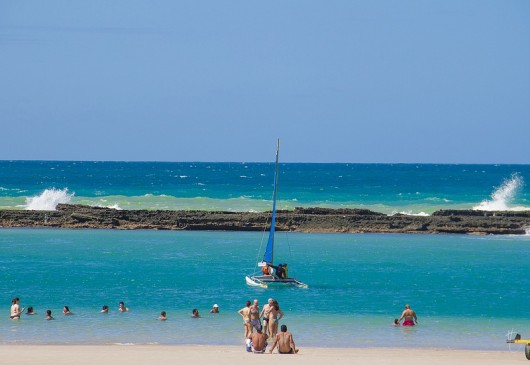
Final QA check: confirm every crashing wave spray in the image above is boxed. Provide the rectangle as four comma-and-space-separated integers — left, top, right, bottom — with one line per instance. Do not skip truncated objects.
473, 174, 524, 211
25, 188, 74, 210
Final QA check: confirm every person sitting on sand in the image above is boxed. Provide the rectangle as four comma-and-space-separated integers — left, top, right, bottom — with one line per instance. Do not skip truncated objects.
158, 311, 167, 320
398, 304, 417, 326
45, 310, 54, 320
10, 298, 24, 320
101, 305, 109, 313
210, 304, 219, 313
269, 324, 298, 354
63, 306, 74, 315
192, 308, 200, 318
26, 306, 36, 315
119, 301, 128, 312
246, 327, 268, 353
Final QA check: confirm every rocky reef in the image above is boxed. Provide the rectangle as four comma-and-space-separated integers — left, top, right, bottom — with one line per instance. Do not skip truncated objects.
0, 204, 529, 235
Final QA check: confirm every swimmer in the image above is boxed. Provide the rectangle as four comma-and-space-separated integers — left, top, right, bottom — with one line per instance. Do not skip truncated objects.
45, 310, 54, 320
118, 301, 128, 312
158, 311, 167, 320
210, 304, 219, 313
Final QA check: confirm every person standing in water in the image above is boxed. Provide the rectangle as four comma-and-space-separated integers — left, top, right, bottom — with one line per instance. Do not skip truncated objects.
238, 300, 252, 338
10, 298, 24, 320
260, 298, 274, 337
249, 299, 261, 331
398, 304, 418, 326
268, 300, 284, 338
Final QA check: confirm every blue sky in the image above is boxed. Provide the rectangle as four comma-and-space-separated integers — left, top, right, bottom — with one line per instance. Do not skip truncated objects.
1, 1, 529, 163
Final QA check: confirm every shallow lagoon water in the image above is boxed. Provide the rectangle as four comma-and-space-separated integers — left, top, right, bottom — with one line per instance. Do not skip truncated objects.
1, 229, 530, 350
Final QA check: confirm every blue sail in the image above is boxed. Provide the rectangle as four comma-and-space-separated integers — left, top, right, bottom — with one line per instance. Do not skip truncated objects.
263, 140, 279, 264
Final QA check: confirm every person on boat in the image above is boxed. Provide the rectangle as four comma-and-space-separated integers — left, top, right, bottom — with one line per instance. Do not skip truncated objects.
210, 304, 219, 313
398, 304, 417, 326
158, 311, 167, 320
268, 300, 284, 338
63, 306, 74, 315
249, 299, 261, 331
10, 298, 24, 320
269, 324, 298, 354
260, 298, 274, 337
45, 309, 54, 320
118, 301, 128, 312
192, 308, 200, 318
262, 263, 273, 276
245, 327, 268, 353
238, 300, 252, 338
283, 263, 289, 278
268, 263, 285, 279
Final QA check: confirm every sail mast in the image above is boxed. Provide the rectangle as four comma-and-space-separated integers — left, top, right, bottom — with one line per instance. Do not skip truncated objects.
263, 139, 279, 265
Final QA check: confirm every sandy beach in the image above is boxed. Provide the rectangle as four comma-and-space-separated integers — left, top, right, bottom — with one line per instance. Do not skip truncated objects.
0, 345, 525, 365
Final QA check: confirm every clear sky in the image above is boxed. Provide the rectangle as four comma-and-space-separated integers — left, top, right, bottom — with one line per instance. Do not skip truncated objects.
1, 1, 529, 163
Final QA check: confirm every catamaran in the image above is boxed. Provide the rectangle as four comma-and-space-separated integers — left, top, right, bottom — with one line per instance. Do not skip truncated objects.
245, 139, 308, 289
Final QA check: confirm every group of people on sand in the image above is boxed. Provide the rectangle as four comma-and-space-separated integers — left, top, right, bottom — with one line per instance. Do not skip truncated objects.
238, 298, 298, 354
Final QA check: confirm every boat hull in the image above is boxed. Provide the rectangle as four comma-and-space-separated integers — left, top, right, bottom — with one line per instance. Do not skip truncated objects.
245, 274, 308, 289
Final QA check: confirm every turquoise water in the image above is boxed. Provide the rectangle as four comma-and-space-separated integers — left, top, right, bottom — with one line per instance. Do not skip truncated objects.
2, 228, 530, 350
1, 161, 529, 214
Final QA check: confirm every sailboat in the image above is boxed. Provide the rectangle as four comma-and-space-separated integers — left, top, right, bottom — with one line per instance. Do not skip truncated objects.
245, 139, 308, 289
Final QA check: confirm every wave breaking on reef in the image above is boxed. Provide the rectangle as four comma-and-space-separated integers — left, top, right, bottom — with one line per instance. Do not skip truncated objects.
474, 174, 528, 211
25, 188, 74, 210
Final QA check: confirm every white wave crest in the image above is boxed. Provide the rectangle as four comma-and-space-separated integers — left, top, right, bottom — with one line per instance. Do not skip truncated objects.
390, 210, 430, 217
25, 188, 74, 211
473, 174, 526, 211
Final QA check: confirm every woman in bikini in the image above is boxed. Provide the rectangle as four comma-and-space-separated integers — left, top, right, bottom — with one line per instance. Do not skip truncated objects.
268, 300, 284, 338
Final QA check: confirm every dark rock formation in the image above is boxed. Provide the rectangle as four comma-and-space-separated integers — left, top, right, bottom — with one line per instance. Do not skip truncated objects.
0, 204, 529, 235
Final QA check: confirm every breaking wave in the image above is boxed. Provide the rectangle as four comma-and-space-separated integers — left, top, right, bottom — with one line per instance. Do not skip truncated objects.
25, 188, 74, 211
473, 174, 528, 211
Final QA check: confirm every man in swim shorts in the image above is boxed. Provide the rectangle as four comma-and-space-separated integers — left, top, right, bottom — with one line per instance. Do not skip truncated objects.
245, 327, 268, 353
398, 304, 418, 326
249, 299, 261, 331
269, 324, 298, 354
260, 298, 274, 337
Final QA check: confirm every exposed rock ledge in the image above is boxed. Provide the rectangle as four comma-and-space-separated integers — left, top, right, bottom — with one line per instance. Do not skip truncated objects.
0, 204, 529, 235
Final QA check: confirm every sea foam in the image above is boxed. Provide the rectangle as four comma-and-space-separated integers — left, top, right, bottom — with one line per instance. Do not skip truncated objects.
473, 174, 527, 211
25, 188, 74, 210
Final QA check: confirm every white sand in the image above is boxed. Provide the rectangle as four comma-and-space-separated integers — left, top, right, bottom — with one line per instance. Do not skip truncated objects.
0, 345, 525, 365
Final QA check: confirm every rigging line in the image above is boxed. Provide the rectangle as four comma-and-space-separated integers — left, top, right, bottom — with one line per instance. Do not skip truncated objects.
252, 213, 270, 271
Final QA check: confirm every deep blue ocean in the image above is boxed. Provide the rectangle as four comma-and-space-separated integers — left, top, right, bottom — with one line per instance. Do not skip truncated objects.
1, 161, 530, 350
1, 161, 529, 214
